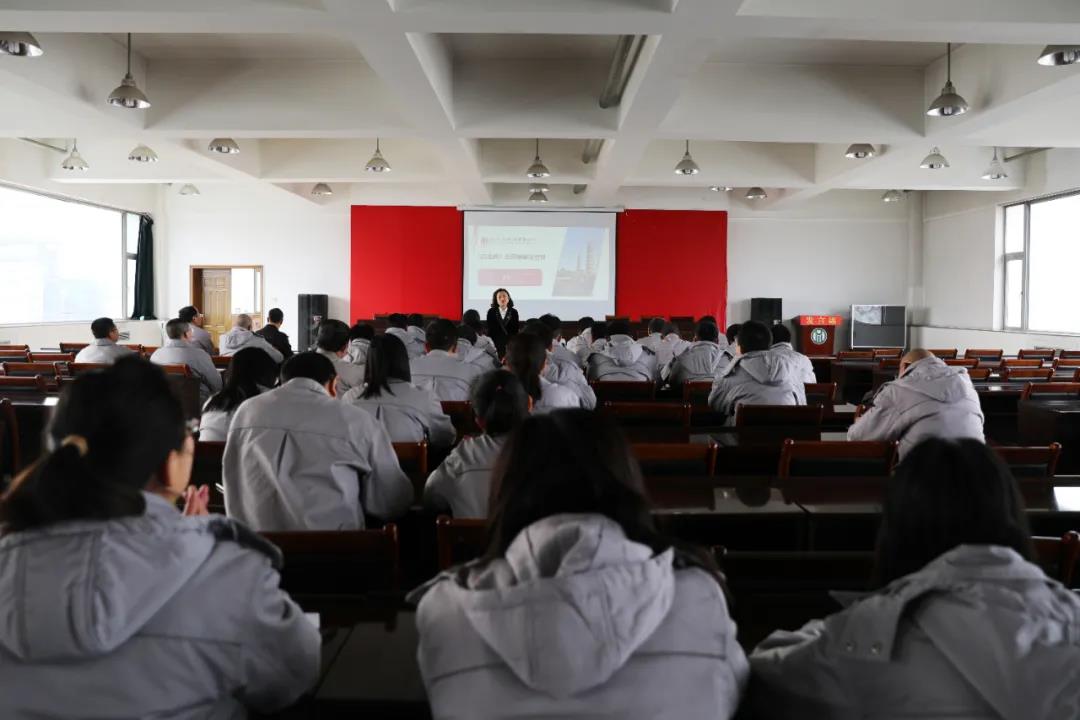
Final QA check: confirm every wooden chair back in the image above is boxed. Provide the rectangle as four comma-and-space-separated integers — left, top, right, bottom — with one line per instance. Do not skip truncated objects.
779, 439, 898, 479
261, 525, 400, 595
590, 380, 657, 402
1020, 382, 1080, 402
59, 342, 89, 355
158, 363, 192, 377
0, 345, 29, 353
139, 346, 158, 357
1019, 348, 1056, 360
441, 400, 481, 440
967, 368, 992, 381
804, 383, 838, 406
964, 348, 1004, 360
1, 362, 59, 379
602, 401, 691, 442
0, 376, 49, 397
1060, 350, 1080, 359
211, 355, 232, 370
1032, 531, 1080, 586
1002, 367, 1054, 381
28, 352, 74, 363
944, 358, 978, 368
0, 350, 28, 361
191, 441, 226, 512
836, 351, 873, 361
682, 380, 713, 407
435, 515, 488, 571
928, 348, 958, 359
994, 443, 1061, 478
1052, 358, 1080, 370
632, 441, 718, 477
70, 362, 110, 376
392, 441, 429, 501
1001, 358, 1044, 369
877, 357, 900, 371
871, 348, 902, 359
0, 398, 20, 480
734, 404, 823, 445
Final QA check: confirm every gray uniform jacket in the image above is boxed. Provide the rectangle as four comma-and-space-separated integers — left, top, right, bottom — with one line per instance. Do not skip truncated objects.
708, 349, 802, 417
189, 324, 216, 355
219, 328, 284, 364
566, 328, 592, 365
534, 376, 581, 413
544, 348, 597, 410
150, 339, 223, 403
387, 327, 425, 359
198, 407, 233, 442
665, 340, 727, 386
423, 433, 506, 518
587, 335, 658, 382
410, 349, 484, 402
456, 338, 499, 372
0, 492, 320, 719
316, 348, 366, 397
342, 379, 457, 447
223, 378, 413, 531
346, 337, 371, 367
74, 338, 136, 365
847, 355, 985, 457
411, 514, 749, 719
769, 342, 817, 385
749, 545, 1080, 720
474, 334, 499, 363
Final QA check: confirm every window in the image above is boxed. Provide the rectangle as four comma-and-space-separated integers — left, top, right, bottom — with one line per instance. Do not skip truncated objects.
0, 184, 143, 324
1001, 191, 1080, 334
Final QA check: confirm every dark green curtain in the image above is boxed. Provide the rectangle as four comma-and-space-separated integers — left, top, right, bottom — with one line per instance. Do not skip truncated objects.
130, 214, 156, 320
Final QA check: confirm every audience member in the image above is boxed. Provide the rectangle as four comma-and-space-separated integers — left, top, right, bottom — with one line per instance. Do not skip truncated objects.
345, 322, 375, 367
407, 313, 427, 347
769, 324, 816, 386
462, 309, 498, 362
749, 438, 1079, 718
486, 288, 520, 357
410, 320, 484, 402
0, 358, 319, 717
178, 305, 215, 355
387, 313, 424, 359
219, 314, 284, 363
223, 352, 412, 531
412, 409, 748, 718
537, 315, 596, 409
199, 347, 279, 442
342, 334, 455, 447
423, 369, 529, 518
637, 317, 667, 357
847, 349, 984, 456
73, 317, 136, 364
150, 319, 223, 402
665, 320, 727, 386
506, 332, 579, 412
708, 320, 801, 418
565, 315, 595, 362
715, 323, 741, 376
254, 307, 293, 360
587, 319, 658, 382
314, 319, 366, 396
456, 323, 500, 371
657, 321, 691, 368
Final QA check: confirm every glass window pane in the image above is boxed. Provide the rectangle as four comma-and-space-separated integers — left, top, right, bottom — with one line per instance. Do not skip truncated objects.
127, 257, 137, 318
1004, 259, 1023, 328
1028, 194, 1080, 333
1004, 204, 1025, 253
231, 268, 256, 314
125, 213, 140, 254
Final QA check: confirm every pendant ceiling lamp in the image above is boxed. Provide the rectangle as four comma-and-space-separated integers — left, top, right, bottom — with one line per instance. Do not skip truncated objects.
179, 183, 200, 196
311, 182, 333, 196
107, 33, 151, 109
208, 138, 240, 154
0, 32, 43, 57
61, 140, 88, 171
882, 189, 906, 203
128, 144, 158, 163
927, 43, 968, 117
529, 183, 549, 193
365, 138, 391, 173
844, 143, 876, 159
526, 139, 550, 179
920, 146, 949, 169
673, 140, 700, 175
1037, 45, 1080, 66
981, 147, 1007, 180
745, 186, 767, 200
528, 190, 549, 203
709, 185, 732, 192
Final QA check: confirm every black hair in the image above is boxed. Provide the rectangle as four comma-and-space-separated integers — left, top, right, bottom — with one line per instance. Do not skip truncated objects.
578, 316, 594, 329
361, 334, 411, 399
647, 317, 665, 335
204, 347, 279, 414
426, 319, 458, 352
505, 332, 547, 401
695, 320, 719, 343
165, 319, 190, 340
490, 288, 514, 308
457, 324, 478, 345
699, 315, 717, 325
90, 317, 116, 339
407, 313, 425, 328
0, 358, 186, 532
267, 307, 284, 324
471, 369, 529, 437
875, 438, 1034, 586
538, 314, 562, 339
177, 306, 199, 323
590, 320, 609, 341
462, 309, 482, 328
388, 313, 408, 330
663, 322, 679, 337
281, 351, 336, 386
521, 319, 554, 350
771, 324, 792, 344
608, 319, 632, 338
349, 323, 375, 342
316, 319, 350, 353
736, 320, 772, 352
725, 323, 741, 344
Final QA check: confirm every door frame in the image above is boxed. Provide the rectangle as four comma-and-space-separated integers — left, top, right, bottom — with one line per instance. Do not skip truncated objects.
189, 264, 266, 335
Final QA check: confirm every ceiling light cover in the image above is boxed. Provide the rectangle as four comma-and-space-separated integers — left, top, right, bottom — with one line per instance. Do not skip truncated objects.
526, 139, 550, 179
920, 147, 949, 169
844, 143, 876, 159
208, 138, 240, 155
365, 138, 391, 173
927, 43, 968, 117
745, 187, 767, 200
179, 184, 200, 196
882, 189, 906, 203
529, 183, 550, 193
311, 182, 333, 196
528, 190, 549, 203
981, 148, 1007, 180
0, 31, 43, 57
107, 33, 150, 109
61, 141, 89, 172
128, 144, 158, 163
674, 140, 700, 176
708, 185, 733, 192
1037, 45, 1080, 66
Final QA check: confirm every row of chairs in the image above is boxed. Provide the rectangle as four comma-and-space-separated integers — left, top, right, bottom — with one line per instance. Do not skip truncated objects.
836, 348, 1078, 361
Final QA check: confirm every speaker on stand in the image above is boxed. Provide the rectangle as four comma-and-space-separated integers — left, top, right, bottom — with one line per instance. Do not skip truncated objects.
750, 297, 783, 326
298, 294, 329, 352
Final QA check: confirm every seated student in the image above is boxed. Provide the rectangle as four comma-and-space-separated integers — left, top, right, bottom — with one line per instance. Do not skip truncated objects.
847, 348, 984, 457
716, 323, 741, 376
254, 307, 293, 360
565, 315, 595, 363
463, 309, 498, 363
423, 370, 529, 518
708, 320, 801, 418
407, 313, 427, 347
665, 320, 728, 386
506, 331, 580, 413
74, 317, 136, 364
749, 438, 1080, 720
588, 319, 658, 382
345, 322, 375, 368
658, 321, 691, 368
638, 317, 667, 357
342, 334, 455, 447
528, 319, 596, 409
178, 305, 215, 355
224, 352, 412, 531
219, 314, 284, 363
150, 319, 223, 403
769, 324, 816, 386
456, 323, 500, 371
314, 319, 366, 396
0, 358, 319, 717
199, 347, 279, 442
410, 319, 484, 402
412, 409, 749, 719
386, 313, 425, 359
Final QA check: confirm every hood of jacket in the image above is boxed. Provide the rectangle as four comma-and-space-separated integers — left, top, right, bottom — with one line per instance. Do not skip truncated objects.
895, 356, 977, 403
725, 349, 789, 386
220, 327, 256, 352
434, 514, 675, 697
604, 334, 646, 366
0, 493, 218, 662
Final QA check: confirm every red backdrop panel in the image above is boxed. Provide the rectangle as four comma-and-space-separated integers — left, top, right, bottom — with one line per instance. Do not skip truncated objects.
615, 209, 727, 325
350, 205, 464, 320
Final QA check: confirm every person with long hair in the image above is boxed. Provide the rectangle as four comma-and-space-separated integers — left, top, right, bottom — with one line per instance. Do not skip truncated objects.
0, 358, 319, 716
504, 331, 578, 412
485, 288, 519, 357
463, 308, 498, 363
342, 334, 455, 447
749, 438, 1080, 719
199, 347, 279, 441
412, 409, 748, 718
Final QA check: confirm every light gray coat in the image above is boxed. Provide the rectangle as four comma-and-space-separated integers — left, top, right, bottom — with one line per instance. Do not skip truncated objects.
769, 342, 817, 385
588, 335, 658, 382
566, 328, 592, 365
197, 407, 233, 442
342, 379, 457, 447
315, 348, 366, 397
74, 338, 136, 365
219, 328, 284, 364
847, 355, 985, 457
387, 327, 425, 359
545, 347, 597, 410
223, 378, 413, 531
410, 349, 485, 402
665, 340, 726, 386
423, 433, 506, 518
534, 376, 581, 413
346, 337, 371, 367
412, 514, 749, 719
189, 324, 216, 355
150, 339, 223, 403
0, 493, 320, 719
749, 545, 1080, 720
457, 338, 500, 372
708, 349, 802, 417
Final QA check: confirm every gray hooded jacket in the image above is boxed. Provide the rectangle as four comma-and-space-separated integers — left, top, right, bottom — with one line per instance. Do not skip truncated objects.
342, 379, 456, 447
588, 335, 658, 382
423, 433, 506, 518
150, 339, 223, 403
412, 514, 748, 719
410, 349, 485, 402
387, 327, 425, 359
74, 338, 136, 365
0, 493, 320, 719
708, 349, 803, 417
769, 342, 817, 385
219, 328, 284, 364
665, 340, 727, 386
544, 347, 597, 409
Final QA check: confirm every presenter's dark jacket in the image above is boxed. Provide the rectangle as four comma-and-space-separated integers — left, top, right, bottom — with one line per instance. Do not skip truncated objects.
255, 324, 294, 360
486, 306, 520, 356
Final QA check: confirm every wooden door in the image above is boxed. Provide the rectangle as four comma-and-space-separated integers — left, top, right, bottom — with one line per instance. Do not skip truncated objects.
201, 270, 231, 348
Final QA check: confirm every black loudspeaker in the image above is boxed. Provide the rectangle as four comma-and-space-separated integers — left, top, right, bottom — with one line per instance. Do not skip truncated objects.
750, 297, 783, 325
298, 293, 329, 352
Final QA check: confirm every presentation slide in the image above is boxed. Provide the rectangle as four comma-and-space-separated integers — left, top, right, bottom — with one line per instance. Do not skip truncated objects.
462, 211, 617, 319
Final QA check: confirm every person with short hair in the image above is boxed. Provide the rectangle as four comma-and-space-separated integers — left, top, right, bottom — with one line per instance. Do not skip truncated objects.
656, 321, 691, 369
178, 305, 215, 355
664, 320, 728, 386
708, 320, 801, 418
462, 309, 498, 362
637, 317, 667, 359
254, 307, 293, 360
410, 319, 484, 402
223, 352, 413, 531
587, 319, 658, 382
219, 314, 283, 363
714, 323, 741, 376
527, 319, 596, 409
387, 313, 424, 359
342, 334, 455, 447
748, 438, 1080, 719
150, 319, 223, 403
506, 332, 579, 412
0, 358, 320, 717
455, 324, 499, 372
423, 369, 530, 518
345, 322, 375, 368
565, 315, 595, 364
199, 347, 280, 442
847, 349, 984, 457
73, 317, 136, 364
768, 324, 816, 387
314, 319, 366, 396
